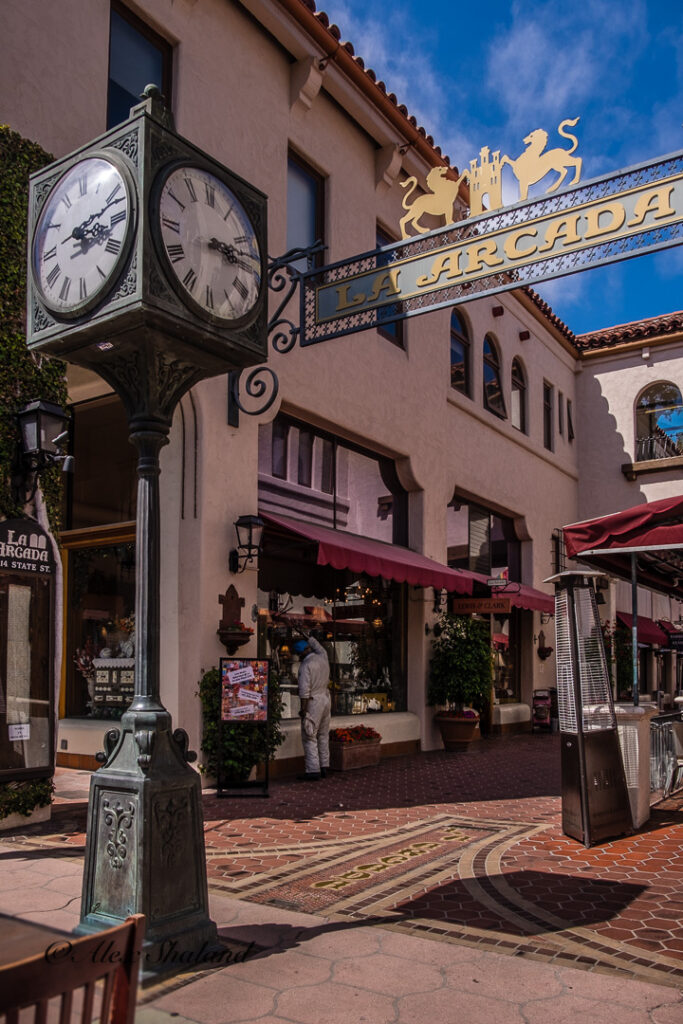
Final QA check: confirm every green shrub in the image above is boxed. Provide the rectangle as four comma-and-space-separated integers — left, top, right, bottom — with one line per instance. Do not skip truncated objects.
0, 778, 54, 820
427, 613, 493, 714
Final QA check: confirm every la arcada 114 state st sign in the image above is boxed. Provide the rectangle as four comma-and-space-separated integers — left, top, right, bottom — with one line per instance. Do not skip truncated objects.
302, 117, 683, 347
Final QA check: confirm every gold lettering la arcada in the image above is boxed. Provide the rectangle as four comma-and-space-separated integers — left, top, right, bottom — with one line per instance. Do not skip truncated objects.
331, 181, 678, 316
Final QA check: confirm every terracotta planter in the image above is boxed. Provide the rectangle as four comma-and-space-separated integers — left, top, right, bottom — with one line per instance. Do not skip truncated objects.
329, 738, 381, 771
434, 713, 481, 751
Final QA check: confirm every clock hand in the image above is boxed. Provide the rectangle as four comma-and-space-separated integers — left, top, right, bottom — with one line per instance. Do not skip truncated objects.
62, 197, 125, 243
208, 237, 257, 265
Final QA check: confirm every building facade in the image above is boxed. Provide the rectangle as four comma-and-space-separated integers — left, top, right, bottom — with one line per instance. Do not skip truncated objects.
1, 0, 681, 770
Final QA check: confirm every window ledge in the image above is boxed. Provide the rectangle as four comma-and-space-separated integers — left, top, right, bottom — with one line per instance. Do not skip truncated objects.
621, 455, 683, 481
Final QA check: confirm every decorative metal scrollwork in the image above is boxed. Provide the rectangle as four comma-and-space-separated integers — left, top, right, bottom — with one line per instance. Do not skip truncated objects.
267, 240, 326, 353
228, 241, 326, 425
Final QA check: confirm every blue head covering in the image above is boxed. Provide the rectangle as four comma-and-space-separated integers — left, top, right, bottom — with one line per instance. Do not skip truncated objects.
293, 639, 309, 656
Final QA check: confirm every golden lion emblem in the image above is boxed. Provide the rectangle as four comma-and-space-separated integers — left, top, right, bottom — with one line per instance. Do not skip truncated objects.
399, 166, 466, 239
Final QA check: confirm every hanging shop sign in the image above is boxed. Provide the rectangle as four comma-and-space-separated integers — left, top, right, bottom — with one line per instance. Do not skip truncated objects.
451, 598, 511, 614
303, 117, 683, 346
0, 520, 55, 575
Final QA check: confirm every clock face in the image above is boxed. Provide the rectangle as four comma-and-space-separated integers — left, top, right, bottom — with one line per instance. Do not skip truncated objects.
32, 156, 134, 317
156, 165, 263, 322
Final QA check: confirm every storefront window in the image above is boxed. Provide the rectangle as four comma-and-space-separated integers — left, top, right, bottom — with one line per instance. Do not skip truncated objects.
66, 542, 135, 719
256, 576, 406, 719
447, 499, 522, 704
65, 395, 137, 530
492, 610, 521, 703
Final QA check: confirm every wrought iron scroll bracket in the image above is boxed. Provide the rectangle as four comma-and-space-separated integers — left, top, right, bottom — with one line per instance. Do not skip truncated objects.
228, 241, 326, 427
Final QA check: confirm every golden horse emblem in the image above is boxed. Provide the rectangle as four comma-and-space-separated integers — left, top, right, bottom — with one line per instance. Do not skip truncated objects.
398, 117, 583, 237
501, 117, 582, 202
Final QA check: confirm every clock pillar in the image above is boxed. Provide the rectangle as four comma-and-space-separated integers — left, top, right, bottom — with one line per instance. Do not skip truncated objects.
77, 355, 217, 968
26, 87, 268, 974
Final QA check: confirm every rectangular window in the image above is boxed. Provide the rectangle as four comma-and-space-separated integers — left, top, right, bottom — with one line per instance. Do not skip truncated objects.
375, 227, 404, 348
543, 382, 554, 451
271, 420, 289, 479
287, 152, 324, 271
66, 396, 137, 530
567, 399, 575, 442
297, 429, 313, 488
107, 2, 172, 130
558, 391, 564, 436
320, 438, 334, 494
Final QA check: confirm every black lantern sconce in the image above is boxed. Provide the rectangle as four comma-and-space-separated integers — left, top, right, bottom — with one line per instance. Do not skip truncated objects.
13, 400, 73, 504
229, 514, 264, 574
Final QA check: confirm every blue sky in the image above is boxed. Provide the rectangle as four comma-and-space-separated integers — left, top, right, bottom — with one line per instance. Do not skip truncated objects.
321, 0, 683, 335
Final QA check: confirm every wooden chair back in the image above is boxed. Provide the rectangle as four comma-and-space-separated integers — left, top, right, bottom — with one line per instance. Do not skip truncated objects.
0, 915, 145, 1024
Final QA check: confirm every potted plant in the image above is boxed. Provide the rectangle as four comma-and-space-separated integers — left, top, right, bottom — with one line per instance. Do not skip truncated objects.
197, 666, 284, 783
427, 614, 493, 750
328, 724, 382, 771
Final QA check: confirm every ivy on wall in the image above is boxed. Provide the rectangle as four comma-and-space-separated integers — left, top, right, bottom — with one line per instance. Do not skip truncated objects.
0, 125, 67, 533
1, 126, 68, 816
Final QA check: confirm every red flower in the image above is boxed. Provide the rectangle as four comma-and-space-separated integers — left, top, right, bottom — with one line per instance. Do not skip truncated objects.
329, 724, 381, 744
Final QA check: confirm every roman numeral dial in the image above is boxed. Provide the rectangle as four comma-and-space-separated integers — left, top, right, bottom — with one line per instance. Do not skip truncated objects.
157, 164, 262, 323
32, 154, 134, 317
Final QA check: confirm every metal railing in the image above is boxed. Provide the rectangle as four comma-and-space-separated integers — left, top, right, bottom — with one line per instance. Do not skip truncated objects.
650, 711, 683, 798
636, 434, 681, 462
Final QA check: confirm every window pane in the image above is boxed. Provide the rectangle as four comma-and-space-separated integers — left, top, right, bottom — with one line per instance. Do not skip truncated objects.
271, 421, 288, 478
567, 400, 575, 442
543, 382, 554, 451
483, 337, 506, 418
68, 396, 137, 529
511, 358, 526, 432
287, 155, 323, 270
256, 576, 406, 719
298, 429, 313, 487
67, 543, 136, 719
320, 439, 334, 494
635, 381, 683, 461
450, 311, 470, 395
376, 228, 404, 347
108, 7, 169, 129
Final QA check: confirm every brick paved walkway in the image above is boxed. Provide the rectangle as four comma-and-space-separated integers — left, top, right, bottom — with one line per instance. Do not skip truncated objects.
4, 733, 683, 993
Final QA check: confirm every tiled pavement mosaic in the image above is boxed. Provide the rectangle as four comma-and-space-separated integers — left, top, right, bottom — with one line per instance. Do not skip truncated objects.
4, 733, 683, 991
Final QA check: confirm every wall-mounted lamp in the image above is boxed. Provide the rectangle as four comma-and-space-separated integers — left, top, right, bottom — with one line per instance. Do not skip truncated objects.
425, 621, 443, 638
540, 611, 552, 625
13, 399, 73, 504
229, 514, 264, 574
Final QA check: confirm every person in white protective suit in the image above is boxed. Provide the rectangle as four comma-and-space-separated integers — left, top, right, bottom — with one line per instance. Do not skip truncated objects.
294, 633, 331, 780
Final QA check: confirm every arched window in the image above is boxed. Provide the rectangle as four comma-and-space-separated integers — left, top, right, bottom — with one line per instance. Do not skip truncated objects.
450, 310, 470, 396
511, 358, 526, 433
483, 335, 506, 418
636, 382, 683, 461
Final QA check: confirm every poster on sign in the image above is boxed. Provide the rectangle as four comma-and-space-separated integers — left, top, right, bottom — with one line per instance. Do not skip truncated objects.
220, 658, 269, 723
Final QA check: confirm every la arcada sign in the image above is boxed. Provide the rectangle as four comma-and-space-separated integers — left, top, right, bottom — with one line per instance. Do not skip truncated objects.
308, 119, 683, 343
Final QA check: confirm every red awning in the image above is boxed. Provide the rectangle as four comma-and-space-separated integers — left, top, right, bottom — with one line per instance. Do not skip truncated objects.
465, 571, 555, 614
616, 612, 669, 647
261, 513, 473, 594
510, 583, 555, 615
564, 494, 683, 558
562, 495, 683, 600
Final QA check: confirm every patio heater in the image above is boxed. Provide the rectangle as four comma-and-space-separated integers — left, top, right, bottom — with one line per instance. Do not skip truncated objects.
551, 572, 632, 847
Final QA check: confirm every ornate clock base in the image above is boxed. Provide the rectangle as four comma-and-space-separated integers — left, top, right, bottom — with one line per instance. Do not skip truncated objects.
77, 708, 218, 977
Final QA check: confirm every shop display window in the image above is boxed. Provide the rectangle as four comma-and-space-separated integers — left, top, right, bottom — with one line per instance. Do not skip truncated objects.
492, 611, 521, 704
256, 576, 406, 719
65, 541, 135, 719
